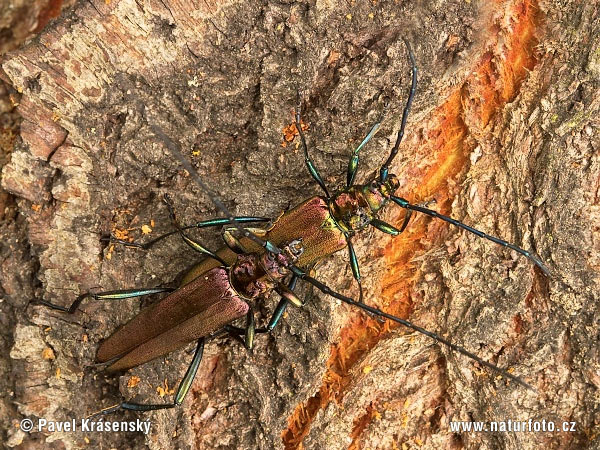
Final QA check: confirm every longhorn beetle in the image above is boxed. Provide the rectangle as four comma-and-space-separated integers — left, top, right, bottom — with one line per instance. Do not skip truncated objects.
40, 40, 548, 415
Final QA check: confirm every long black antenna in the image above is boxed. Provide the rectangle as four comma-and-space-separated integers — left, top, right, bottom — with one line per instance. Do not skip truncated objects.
138, 94, 535, 392
145, 121, 281, 256
379, 38, 417, 182
391, 196, 550, 275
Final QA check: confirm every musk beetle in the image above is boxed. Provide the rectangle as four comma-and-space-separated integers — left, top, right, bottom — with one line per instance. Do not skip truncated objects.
40, 40, 549, 415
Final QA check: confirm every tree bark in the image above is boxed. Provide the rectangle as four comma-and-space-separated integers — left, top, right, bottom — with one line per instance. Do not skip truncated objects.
1, 0, 599, 448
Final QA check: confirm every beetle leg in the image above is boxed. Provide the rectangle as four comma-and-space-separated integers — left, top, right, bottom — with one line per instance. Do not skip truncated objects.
228, 276, 302, 336
347, 104, 388, 187
103, 216, 270, 250
346, 237, 364, 304
259, 274, 300, 332
370, 218, 402, 235
222, 227, 267, 254
244, 307, 256, 350
89, 338, 205, 416
224, 327, 248, 348
37, 287, 174, 314
346, 236, 386, 323
224, 307, 256, 351
296, 91, 330, 199
261, 298, 289, 332
161, 194, 231, 266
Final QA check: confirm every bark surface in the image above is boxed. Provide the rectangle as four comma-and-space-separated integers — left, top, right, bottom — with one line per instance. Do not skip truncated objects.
1, 0, 599, 449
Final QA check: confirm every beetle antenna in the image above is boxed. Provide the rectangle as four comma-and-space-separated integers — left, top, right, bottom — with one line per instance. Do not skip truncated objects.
118, 75, 275, 255
390, 196, 550, 276
145, 120, 280, 255
379, 38, 417, 182
292, 268, 536, 392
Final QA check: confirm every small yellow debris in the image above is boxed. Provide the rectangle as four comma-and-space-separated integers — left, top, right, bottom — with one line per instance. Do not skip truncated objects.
56, 368, 61, 379
281, 120, 309, 147
157, 379, 175, 397
415, 437, 423, 445
113, 228, 129, 240
84, 436, 90, 443
192, 149, 201, 156
141, 224, 152, 234
31, 204, 41, 212
127, 376, 141, 388
187, 76, 200, 87
44, 327, 52, 332
327, 50, 341, 66
402, 412, 408, 428
373, 410, 382, 420
362, 365, 373, 374
150, 219, 155, 227
403, 398, 410, 409
368, 13, 374, 19
446, 35, 460, 50
346, 13, 352, 20
82, 334, 88, 343
42, 347, 55, 360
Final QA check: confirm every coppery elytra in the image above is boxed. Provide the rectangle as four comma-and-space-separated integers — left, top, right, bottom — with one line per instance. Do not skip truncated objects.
39, 39, 549, 416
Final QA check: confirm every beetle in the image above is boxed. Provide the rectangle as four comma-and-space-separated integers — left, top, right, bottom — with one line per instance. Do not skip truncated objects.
137, 39, 548, 316
39, 40, 548, 415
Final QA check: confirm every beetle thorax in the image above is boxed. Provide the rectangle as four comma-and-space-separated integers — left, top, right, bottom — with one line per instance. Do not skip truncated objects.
230, 254, 271, 298
260, 239, 303, 280
230, 240, 304, 299
329, 175, 399, 232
